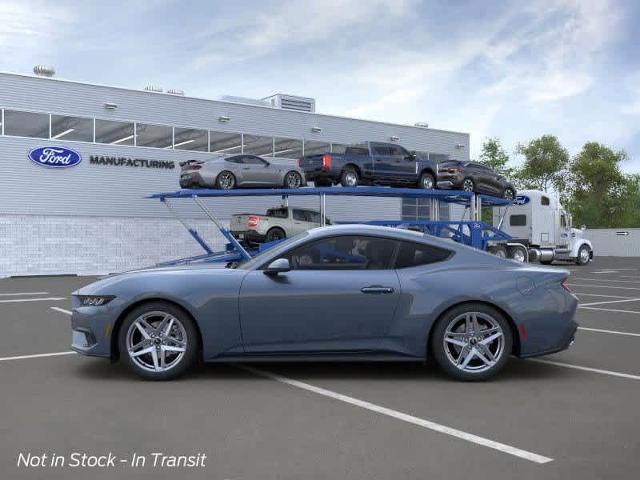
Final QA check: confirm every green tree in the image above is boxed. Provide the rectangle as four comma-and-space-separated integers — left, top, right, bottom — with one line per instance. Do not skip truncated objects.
478, 137, 512, 176
568, 143, 640, 227
515, 135, 569, 194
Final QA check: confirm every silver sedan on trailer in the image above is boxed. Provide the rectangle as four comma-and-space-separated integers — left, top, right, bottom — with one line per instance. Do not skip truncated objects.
179, 154, 307, 190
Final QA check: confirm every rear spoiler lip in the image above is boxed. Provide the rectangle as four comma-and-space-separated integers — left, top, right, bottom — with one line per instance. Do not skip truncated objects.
179, 160, 204, 167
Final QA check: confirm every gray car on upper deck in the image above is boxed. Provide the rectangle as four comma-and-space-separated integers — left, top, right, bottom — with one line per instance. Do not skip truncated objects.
180, 154, 307, 190
298, 141, 440, 189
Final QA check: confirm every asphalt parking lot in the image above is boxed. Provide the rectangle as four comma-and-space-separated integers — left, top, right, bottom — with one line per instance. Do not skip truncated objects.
1, 258, 639, 480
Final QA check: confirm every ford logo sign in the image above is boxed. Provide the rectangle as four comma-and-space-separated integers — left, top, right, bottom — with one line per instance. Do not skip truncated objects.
28, 146, 82, 168
514, 195, 530, 205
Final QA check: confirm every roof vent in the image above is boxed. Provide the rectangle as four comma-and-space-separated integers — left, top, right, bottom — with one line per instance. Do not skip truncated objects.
219, 95, 271, 107
414, 122, 429, 128
144, 85, 163, 93
167, 89, 184, 96
33, 65, 55, 77
263, 94, 316, 113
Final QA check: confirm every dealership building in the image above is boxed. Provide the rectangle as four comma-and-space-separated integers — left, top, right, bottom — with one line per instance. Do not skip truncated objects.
0, 70, 471, 276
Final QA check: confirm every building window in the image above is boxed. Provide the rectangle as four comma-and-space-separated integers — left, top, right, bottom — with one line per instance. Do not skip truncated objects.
136, 123, 173, 149
402, 198, 431, 221
209, 131, 242, 154
303, 140, 330, 156
95, 119, 135, 145
51, 115, 94, 142
273, 137, 303, 159
173, 127, 208, 151
3, 110, 49, 138
243, 134, 273, 156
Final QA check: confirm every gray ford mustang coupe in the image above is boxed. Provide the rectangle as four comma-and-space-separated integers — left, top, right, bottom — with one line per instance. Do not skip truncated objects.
71, 225, 578, 381
179, 154, 306, 189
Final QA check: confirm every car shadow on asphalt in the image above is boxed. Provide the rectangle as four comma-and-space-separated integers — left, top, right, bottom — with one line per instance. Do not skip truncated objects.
72, 357, 571, 383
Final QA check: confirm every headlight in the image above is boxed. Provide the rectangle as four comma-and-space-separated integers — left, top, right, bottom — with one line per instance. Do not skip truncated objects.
77, 295, 115, 306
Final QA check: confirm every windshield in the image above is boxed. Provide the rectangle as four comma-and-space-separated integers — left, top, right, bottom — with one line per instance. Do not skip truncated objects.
234, 231, 310, 270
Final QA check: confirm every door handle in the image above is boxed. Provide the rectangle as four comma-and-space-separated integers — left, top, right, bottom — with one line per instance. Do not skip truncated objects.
361, 285, 395, 294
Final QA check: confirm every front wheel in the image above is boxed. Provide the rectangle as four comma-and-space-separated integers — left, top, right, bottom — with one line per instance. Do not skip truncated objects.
503, 187, 515, 200
576, 245, 591, 265
462, 178, 475, 192
118, 302, 199, 380
418, 172, 435, 189
431, 304, 513, 381
508, 245, 527, 263
284, 171, 303, 189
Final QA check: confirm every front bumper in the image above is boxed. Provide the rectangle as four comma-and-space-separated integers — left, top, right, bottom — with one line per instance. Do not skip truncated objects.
70, 298, 123, 358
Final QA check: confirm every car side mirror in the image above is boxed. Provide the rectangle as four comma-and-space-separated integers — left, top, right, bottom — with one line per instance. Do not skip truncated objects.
264, 258, 290, 275
581, 225, 586, 231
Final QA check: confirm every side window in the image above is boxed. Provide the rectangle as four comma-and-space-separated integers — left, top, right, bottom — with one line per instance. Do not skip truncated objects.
541, 196, 550, 206
266, 208, 288, 218
388, 145, 409, 157
372, 144, 391, 155
226, 155, 244, 164
560, 215, 567, 228
282, 236, 398, 270
395, 241, 452, 269
309, 211, 321, 223
244, 155, 267, 165
292, 210, 310, 222
510, 215, 527, 226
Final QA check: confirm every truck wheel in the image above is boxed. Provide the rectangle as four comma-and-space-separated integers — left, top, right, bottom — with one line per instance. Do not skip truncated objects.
340, 167, 359, 187
576, 245, 591, 265
266, 228, 286, 242
462, 178, 475, 192
508, 245, 527, 263
419, 172, 435, 189
488, 245, 507, 259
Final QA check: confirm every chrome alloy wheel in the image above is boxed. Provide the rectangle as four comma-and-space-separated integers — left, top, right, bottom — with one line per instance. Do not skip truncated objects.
421, 175, 434, 189
512, 248, 526, 263
579, 246, 590, 263
126, 311, 187, 372
344, 171, 358, 186
503, 188, 515, 200
443, 312, 505, 373
462, 178, 474, 192
217, 172, 235, 189
285, 171, 302, 188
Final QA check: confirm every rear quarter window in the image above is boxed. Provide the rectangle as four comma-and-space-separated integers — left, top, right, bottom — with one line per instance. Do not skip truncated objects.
395, 241, 452, 268
267, 208, 288, 218
345, 146, 369, 155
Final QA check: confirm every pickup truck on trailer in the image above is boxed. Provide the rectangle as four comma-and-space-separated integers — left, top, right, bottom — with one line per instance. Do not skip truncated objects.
230, 206, 331, 245
298, 141, 439, 189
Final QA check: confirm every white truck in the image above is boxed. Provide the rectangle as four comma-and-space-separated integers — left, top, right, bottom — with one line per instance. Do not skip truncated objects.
492, 189, 593, 265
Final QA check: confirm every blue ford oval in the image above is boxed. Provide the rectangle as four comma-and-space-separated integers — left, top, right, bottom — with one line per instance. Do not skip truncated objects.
29, 146, 82, 168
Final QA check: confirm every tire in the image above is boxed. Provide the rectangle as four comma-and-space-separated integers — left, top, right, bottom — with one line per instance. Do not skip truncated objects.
314, 179, 332, 187
215, 171, 236, 190
503, 187, 515, 200
575, 244, 591, 265
462, 178, 475, 192
540, 260, 553, 265
284, 171, 303, 189
265, 227, 286, 242
508, 245, 527, 263
340, 167, 359, 187
418, 172, 436, 190
488, 245, 507, 259
431, 303, 513, 381
118, 301, 199, 381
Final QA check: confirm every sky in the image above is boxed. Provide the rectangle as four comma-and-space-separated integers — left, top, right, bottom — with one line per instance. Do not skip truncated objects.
1, 0, 639, 171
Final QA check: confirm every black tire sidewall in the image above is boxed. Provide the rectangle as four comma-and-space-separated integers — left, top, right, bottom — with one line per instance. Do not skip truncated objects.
340, 167, 358, 187
576, 245, 590, 265
419, 172, 435, 189
118, 302, 199, 381
430, 303, 513, 381
463, 178, 474, 192
285, 171, 302, 189
266, 228, 285, 242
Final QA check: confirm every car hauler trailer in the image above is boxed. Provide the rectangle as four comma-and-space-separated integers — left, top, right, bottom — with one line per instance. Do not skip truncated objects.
148, 186, 515, 266
492, 189, 593, 265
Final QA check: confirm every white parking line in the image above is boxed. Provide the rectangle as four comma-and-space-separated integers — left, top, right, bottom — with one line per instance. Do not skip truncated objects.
573, 278, 640, 285
569, 283, 640, 291
580, 297, 640, 307
573, 293, 633, 299
578, 327, 640, 338
51, 307, 72, 315
0, 291, 49, 296
239, 365, 553, 464
579, 306, 640, 315
530, 359, 640, 381
0, 297, 66, 304
0, 351, 76, 362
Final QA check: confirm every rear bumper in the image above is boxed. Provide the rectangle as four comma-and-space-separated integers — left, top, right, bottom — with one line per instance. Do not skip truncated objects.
231, 230, 266, 244
303, 168, 339, 182
179, 171, 206, 188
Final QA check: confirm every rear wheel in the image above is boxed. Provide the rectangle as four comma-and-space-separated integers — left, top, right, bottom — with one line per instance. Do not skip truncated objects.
265, 227, 286, 242
508, 245, 527, 263
488, 245, 507, 259
431, 303, 513, 381
340, 167, 359, 187
462, 178, 475, 192
284, 171, 303, 189
118, 302, 199, 381
418, 172, 435, 189
503, 187, 515, 200
216, 171, 236, 190
576, 245, 591, 265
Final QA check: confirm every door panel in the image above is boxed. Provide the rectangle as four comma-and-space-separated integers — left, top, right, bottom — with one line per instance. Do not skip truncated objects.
239, 270, 401, 352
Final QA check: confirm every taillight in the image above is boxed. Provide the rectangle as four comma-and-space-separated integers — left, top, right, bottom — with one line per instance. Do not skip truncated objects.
297, 158, 301, 167
191, 164, 202, 170
561, 278, 572, 293
247, 216, 259, 228
322, 154, 331, 170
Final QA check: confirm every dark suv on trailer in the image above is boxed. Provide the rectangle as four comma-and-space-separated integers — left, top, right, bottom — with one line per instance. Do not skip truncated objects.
298, 141, 439, 189
437, 160, 516, 199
